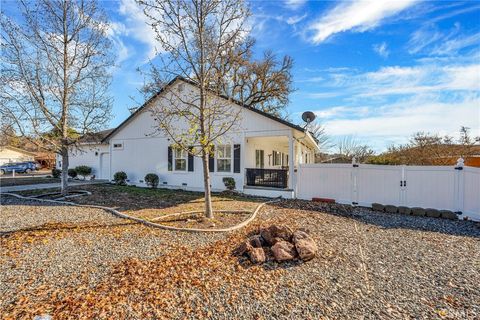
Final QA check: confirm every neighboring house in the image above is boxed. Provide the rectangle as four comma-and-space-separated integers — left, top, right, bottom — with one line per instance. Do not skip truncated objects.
62, 77, 319, 198
0, 146, 36, 165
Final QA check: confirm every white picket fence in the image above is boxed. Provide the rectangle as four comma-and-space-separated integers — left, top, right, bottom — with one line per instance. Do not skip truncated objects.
296, 160, 480, 221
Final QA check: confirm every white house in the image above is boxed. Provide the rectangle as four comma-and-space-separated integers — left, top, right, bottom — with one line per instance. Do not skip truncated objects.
62, 77, 319, 198
56, 129, 112, 180
0, 146, 36, 165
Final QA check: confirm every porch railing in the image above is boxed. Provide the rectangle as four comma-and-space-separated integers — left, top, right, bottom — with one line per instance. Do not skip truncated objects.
245, 168, 288, 189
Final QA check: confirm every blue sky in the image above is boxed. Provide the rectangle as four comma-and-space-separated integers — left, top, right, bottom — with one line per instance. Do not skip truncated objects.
5, 0, 480, 151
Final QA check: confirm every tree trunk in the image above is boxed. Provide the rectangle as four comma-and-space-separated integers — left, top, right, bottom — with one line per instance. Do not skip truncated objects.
60, 147, 69, 195
202, 149, 214, 219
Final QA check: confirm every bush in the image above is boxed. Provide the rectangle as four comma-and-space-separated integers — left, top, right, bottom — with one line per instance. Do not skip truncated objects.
52, 168, 61, 178
75, 165, 92, 180
113, 171, 127, 185
144, 173, 159, 189
223, 177, 236, 190
67, 168, 78, 179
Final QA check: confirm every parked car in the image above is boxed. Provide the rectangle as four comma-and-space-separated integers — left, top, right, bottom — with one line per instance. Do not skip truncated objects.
0, 162, 37, 175
25, 161, 41, 170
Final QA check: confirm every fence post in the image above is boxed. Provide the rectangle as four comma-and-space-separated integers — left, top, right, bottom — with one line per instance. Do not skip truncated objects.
351, 157, 359, 205
454, 157, 464, 213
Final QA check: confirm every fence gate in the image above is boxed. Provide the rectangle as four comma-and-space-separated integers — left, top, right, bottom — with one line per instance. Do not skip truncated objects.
296, 160, 479, 221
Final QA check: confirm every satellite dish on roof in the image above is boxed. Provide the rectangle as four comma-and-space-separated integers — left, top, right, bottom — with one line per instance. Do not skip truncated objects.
301, 111, 316, 124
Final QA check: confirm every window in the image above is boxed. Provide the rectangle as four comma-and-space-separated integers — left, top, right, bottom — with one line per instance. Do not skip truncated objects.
113, 142, 123, 150
216, 145, 232, 172
255, 150, 264, 168
272, 150, 282, 166
174, 148, 187, 171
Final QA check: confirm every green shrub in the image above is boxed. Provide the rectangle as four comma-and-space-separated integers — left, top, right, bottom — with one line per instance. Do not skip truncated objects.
67, 168, 78, 179
75, 165, 92, 180
113, 171, 127, 185
144, 173, 159, 188
51, 168, 61, 178
223, 177, 236, 190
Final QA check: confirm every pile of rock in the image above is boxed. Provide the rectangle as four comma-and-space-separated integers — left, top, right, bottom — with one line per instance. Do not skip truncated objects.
235, 225, 318, 264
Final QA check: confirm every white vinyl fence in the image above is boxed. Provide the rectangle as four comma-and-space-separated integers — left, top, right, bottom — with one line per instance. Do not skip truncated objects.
296, 160, 480, 221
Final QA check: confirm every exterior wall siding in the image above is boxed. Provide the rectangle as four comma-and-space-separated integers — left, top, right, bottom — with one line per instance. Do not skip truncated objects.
57, 144, 109, 179
110, 136, 245, 191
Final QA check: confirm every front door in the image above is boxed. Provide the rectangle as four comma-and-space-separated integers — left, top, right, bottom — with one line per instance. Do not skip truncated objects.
99, 153, 110, 180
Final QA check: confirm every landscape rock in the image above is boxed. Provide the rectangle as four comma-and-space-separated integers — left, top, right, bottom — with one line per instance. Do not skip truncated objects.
249, 235, 265, 248
271, 240, 297, 262
385, 205, 398, 214
248, 247, 266, 264
398, 206, 412, 215
425, 208, 441, 218
411, 207, 426, 217
260, 225, 293, 245
234, 241, 253, 256
295, 238, 318, 261
440, 210, 458, 220
292, 230, 312, 243
372, 203, 385, 212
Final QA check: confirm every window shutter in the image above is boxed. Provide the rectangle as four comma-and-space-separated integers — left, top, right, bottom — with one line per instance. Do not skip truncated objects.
209, 146, 215, 172
233, 144, 241, 173
167, 146, 172, 171
188, 147, 194, 172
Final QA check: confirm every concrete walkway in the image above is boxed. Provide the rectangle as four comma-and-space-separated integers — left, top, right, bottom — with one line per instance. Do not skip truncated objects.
0, 180, 108, 193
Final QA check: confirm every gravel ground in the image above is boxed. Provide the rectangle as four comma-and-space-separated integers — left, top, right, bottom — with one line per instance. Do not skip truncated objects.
1, 195, 479, 319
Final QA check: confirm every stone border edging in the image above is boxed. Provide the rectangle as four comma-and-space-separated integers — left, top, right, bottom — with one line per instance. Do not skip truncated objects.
2, 192, 279, 233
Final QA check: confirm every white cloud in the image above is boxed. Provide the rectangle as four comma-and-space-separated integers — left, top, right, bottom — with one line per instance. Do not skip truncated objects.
372, 42, 389, 58
284, 0, 307, 10
307, 92, 343, 99
430, 32, 480, 56
407, 26, 444, 54
408, 23, 480, 56
305, 55, 480, 151
307, 0, 417, 44
356, 64, 480, 97
287, 13, 308, 25
314, 106, 371, 119
322, 94, 479, 151
118, 0, 158, 61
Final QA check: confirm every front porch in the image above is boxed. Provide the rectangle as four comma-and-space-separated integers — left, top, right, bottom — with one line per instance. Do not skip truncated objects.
241, 133, 318, 198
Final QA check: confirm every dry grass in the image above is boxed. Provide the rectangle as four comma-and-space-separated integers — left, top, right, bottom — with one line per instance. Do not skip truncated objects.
2, 186, 479, 319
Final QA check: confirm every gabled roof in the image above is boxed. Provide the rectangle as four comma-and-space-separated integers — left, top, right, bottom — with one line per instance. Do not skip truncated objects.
79, 128, 114, 144
102, 76, 308, 143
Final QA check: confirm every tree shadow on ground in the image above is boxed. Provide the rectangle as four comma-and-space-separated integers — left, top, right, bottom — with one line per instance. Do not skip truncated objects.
0, 220, 139, 237
269, 200, 480, 239
1, 183, 266, 215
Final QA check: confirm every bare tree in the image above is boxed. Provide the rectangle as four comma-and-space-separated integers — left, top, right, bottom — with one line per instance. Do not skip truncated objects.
1, 0, 114, 194
210, 39, 294, 117
137, 0, 251, 218
336, 136, 375, 163
309, 121, 332, 152
372, 127, 480, 165
138, 38, 294, 118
